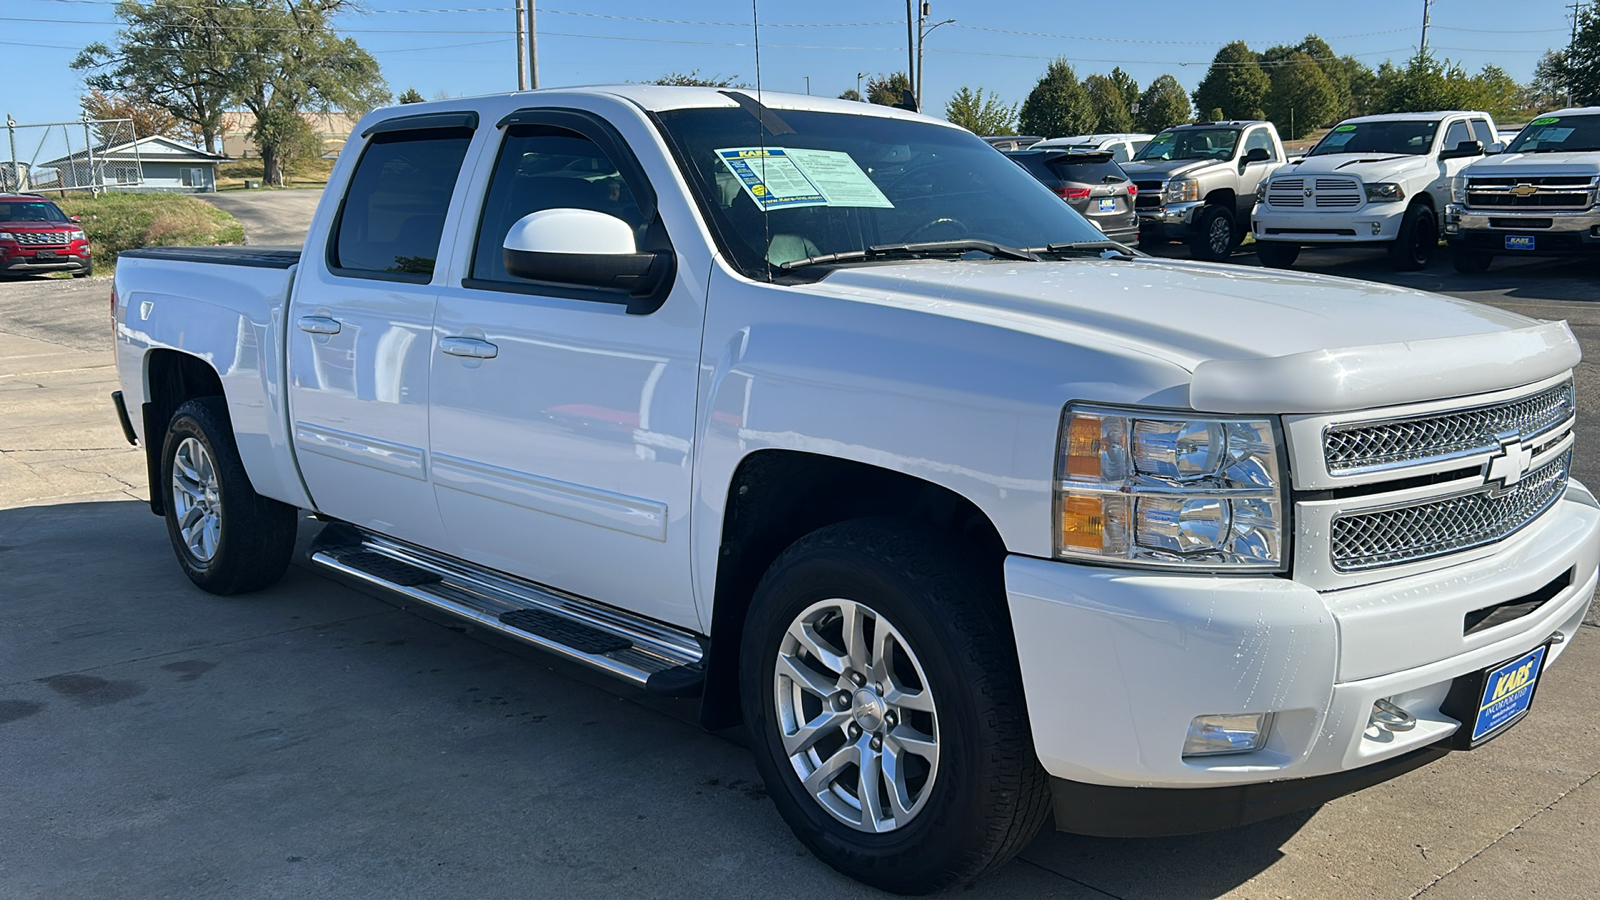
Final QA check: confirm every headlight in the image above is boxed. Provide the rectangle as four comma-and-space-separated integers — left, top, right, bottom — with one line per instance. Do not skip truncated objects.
1166, 178, 1200, 203
68, 229, 86, 242
1055, 404, 1286, 570
0, 232, 15, 242
1451, 175, 1468, 205
1364, 182, 1405, 203
1254, 181, 1267, 202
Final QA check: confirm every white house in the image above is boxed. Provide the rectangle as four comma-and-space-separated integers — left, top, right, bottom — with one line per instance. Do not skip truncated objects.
39, 135, 227, 193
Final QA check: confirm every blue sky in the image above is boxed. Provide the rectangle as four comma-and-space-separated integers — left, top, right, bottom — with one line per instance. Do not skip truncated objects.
0, 0, 1577, 132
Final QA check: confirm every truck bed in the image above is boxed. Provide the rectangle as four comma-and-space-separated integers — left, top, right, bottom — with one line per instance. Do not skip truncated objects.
118, 246, 302, 269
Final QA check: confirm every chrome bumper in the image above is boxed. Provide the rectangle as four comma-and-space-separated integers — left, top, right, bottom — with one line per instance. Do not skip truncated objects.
1137, 200, 1205, 228
1445, 205, 1600, 234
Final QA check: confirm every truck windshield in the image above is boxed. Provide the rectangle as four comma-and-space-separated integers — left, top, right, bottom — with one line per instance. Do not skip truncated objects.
1506, 114, 1600, 153
1308, 120, 1438, 156
0, 200, 68, 222
1131, 129, 1239, 162
651, 105, 1105, 277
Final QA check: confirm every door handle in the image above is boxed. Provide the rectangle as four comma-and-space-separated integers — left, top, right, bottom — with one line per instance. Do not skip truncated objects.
297, 315, 342, 335
439, 336, 499, 359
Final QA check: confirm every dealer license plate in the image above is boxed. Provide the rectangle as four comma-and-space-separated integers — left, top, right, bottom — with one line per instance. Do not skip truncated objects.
1471, 645, 1548, 742
33, 249, 59, 259
1504, 235, 1537, 251
1098, 198, 1117, 212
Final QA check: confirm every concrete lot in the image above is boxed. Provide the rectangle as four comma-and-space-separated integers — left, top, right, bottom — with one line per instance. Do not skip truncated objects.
2, 238, 1599, 898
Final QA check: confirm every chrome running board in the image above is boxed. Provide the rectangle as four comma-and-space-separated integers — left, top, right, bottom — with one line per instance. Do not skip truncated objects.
307, 526, 705, 694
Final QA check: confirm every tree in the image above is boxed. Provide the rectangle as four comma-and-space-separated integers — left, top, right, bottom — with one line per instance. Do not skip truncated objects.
80, 87, 195, 146
397, 88, 426, 104
945, 87, 1017, 135
1470, 65, 1526, 121
1108, 67, 1139, 113
1083, 74, 1133, 133
866, 72, 913, 107
72, 0, 240, 154
1019, 59, 1094, 138
1136, 75, 1193, 132
1265, 51, 1339, 139
255, 106, 323, 180
1342, 57, 1380, 117
1537, 6, 1600, 105
649, 70, 743, 87
1192, 41, 1271, 122
1295, 35, 1352, 118
1533, 50, 1570, 108
838, 89, 863, 102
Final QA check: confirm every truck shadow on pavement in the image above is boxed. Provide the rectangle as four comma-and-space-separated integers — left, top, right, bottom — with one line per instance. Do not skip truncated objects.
0, 498, 1306, 899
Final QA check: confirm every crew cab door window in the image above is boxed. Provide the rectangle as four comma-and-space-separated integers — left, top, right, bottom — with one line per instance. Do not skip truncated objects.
1469, 118, 1495, 145
1442, 120, 1473, 153
329, 128, 473, 281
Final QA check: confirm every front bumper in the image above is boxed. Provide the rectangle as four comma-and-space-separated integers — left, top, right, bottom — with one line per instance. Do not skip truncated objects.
1445, 205, 1600, 255
1251, 203, 1406, 243
1137, 200, 1205, 234
1007, 487, 1599, 809
2, 250, 90, 274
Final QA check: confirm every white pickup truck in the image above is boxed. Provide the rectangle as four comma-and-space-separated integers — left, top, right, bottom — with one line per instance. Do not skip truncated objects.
109, 87, 1597, 894
1252, 111, 1501, 270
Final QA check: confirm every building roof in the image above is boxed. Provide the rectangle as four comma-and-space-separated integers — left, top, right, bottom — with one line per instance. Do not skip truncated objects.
42, 135, 227, 168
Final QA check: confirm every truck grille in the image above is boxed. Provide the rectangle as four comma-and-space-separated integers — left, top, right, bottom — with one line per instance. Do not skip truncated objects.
1312, 177, 1362, 209
1465, 176, 1594, 210
1265, 177, 1305, 208
1324, 381, 1575, 474
13, 231, 71, 246
1330, 449, 1570, 572
1134, 181, 1164, 209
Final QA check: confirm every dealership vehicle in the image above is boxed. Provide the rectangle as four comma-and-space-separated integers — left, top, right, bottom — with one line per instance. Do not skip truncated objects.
110, 88, 1597, 894
1445, 107, 1600, 272
1031, 132, 1153, 163
1122, 120, 1286, 260
1253, 111, 1500, 270
1002, 148, 1140, 244
0, 193, 92, 277
981, 135, 1043, 152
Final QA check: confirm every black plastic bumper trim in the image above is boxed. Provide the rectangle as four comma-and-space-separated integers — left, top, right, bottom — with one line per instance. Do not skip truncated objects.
1049, 745, 1450, 837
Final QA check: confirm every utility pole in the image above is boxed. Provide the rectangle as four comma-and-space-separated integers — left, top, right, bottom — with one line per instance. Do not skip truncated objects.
515, 0, 527, 91
1419, 0, 1433, 57
805, 76, 810, 95
1569, 0, 1585, 106
528, 0, 539, 88
856, 72, 865, 98
916, 5, 955, 111
905, 0, 916, 108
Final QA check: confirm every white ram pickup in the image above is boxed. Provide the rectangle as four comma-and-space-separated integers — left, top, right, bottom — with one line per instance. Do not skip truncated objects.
1252, 111, 1501, 270
109, 87, 1597, 894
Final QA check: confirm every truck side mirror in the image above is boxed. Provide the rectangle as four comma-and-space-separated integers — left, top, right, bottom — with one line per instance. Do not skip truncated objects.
1243, 147, 1271, 164
502, 208, 672, 308
1439, 140, 1484, 161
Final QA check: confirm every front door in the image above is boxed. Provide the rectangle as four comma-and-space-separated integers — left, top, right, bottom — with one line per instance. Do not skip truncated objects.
427, 107, 703, 630
286, 116, 477, 547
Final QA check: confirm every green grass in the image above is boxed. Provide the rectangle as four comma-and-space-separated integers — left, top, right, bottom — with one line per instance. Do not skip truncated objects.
57, 192, 245, 272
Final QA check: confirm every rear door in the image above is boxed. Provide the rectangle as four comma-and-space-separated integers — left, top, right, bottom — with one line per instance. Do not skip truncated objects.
286, 112, 478, 547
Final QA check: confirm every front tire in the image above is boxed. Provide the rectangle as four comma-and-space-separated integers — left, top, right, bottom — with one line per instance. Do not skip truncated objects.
740, 519, 1050, 894
1254, 240, 1300, 269
160, 397, 298, 595
1189, 205, 1237, 261
1388, 203, 1438, 270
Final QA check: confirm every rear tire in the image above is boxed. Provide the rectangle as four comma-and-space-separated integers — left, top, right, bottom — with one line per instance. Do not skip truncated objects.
1188, 205, 1237, 261
740, 518, 1050, 894
1451, 248, 1494, 273
160, 397, 298, 595
1387, 203, 1438, 270
1254, 240, 1300, 269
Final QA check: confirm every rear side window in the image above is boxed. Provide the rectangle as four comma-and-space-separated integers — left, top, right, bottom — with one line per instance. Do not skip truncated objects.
1469, 118, 1495, 143
330, 127, 473, 281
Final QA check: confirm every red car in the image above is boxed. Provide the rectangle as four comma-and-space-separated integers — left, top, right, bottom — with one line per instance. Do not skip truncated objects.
0, 193, 93, 278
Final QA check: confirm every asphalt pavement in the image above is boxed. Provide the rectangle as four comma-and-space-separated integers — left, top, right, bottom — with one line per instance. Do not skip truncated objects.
199, 190, 324, 247
3, 221, 1600, 898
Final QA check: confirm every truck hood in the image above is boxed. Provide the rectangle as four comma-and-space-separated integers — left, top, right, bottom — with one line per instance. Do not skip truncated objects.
800, 259, 1578, 413
1120, 158, 1220, 180
1274, 153, 1433, 182
1462, 151, 1600, 178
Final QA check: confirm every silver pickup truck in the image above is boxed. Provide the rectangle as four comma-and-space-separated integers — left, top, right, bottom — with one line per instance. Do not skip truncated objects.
1122, 120, 1286, 260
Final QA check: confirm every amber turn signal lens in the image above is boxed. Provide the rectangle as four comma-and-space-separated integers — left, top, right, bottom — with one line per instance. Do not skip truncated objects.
1059, 494, 1106, 550
1064, 415, 1103, 478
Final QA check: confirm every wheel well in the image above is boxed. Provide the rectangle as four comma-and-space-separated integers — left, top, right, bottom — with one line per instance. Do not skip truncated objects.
1203, 188, 1236, 213
1412, 192, 1436, 211
141, 349, 226, 515
698, 450, 1008, 730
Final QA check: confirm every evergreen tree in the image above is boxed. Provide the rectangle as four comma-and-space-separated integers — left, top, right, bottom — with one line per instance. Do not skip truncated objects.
1192, 41, 1271, 121
1108, 68, 1140, 113
945, 87, 1018, 135
838, 89, 864, 102
1083, 75, 1133, 133
1265, 51, 1340, 139
397, 88, 426, 104
1538, 7, 1600, 106
1136, 75, 1193, 132
866, 72, 913, 107
1019, 59, 1095, 138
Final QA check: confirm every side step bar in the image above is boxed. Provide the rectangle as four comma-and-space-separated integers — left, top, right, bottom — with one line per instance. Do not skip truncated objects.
308, 527, 706, 695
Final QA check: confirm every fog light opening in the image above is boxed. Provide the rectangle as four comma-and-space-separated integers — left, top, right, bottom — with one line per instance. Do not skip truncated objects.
1370, 697, 1416, 733
1183, 712, 1273, 757
1370, 221, 1382, 235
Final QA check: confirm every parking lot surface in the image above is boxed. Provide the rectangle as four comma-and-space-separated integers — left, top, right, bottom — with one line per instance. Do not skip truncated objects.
2, 244, 1599, 898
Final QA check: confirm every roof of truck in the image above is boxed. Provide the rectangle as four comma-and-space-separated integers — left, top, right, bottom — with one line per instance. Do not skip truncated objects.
469, 84, 940, 122
1336, 111, 1492, 124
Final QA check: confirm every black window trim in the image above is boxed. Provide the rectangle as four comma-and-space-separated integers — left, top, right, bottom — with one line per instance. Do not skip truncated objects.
324, 121, 478, 285
462, 106, 676, 315
362, 110, 479, 137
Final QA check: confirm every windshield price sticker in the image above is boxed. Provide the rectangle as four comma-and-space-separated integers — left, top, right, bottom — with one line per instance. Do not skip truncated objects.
1529, 116, 1561, 126
717, 147, 894, 211
1333, 124, 1357, 132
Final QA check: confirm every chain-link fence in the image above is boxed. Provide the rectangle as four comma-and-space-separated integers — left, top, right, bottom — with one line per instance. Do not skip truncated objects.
3, 117, 143, 194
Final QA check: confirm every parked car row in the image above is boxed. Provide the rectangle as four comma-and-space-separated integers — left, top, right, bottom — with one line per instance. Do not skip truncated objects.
1001, 106, 1600, 274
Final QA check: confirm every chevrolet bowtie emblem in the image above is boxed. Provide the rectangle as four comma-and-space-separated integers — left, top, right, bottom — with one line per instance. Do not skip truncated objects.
1509, 183, 1540, 197
1485, 433, 1534, 493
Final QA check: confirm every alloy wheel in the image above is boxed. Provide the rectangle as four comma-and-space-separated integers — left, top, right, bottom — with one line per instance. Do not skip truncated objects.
170, 436, 223, 563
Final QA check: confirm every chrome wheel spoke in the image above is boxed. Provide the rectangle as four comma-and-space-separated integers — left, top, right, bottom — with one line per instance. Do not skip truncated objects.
171, 437, 222, 563
880, 739, 916, 821
888, 724, 938, 762
841, 600, 870, 674
793, 621, 847, 675
776, 653, 841, 699
856, 739, 888, 832
802, 741, 858, 796
884, 677, 934, 713
783, 708, 849, 756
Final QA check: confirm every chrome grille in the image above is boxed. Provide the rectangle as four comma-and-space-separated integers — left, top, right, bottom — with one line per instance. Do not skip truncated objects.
1313, 177, 1362, 209
1324, 381, 1575, 474
1330, 450, 1570, 572
1465, 176, 1595, 210
13, 231, 72, 246
1265, 177, 1305, 208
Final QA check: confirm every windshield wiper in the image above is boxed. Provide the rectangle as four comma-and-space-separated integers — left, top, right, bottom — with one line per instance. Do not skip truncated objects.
776, 240, 1040, 271
1038, 240, 1141, 261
